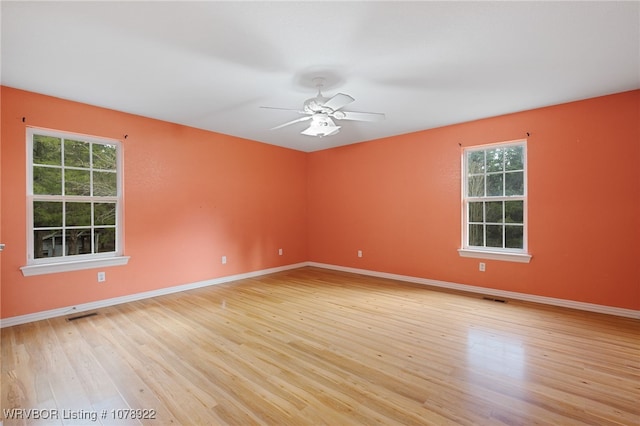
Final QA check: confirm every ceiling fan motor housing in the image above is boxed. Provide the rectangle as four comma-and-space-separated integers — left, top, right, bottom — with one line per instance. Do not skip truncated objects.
304, 96, 329, 114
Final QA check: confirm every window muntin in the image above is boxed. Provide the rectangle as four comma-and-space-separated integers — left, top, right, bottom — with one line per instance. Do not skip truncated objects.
27, 128, 122, 264
463, 141, 527, 253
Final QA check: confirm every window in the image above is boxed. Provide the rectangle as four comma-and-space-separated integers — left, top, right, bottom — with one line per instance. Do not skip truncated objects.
459, 140, 531, 263
21, 128, 129, 276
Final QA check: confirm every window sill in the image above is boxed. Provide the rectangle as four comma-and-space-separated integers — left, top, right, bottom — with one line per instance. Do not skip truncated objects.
20, 256, 130, 276
458, 249, 532, 263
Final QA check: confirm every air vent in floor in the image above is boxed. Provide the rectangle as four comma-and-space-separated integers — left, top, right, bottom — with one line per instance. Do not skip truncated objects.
482, 296, 507, 303
66, 312, 98, 321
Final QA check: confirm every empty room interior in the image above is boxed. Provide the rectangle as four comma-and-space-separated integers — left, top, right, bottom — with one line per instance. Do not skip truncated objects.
1, 1, 639, 425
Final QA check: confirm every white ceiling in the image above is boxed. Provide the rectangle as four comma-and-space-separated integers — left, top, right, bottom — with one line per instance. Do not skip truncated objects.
2, 1, 639, 152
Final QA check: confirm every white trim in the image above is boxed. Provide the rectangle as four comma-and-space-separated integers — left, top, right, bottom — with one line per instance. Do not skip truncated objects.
20, 255, 130, 276
4, 261, 637, 327
2, 262, 307, 328
457, 248, 532, 263
307, 262, 640, 319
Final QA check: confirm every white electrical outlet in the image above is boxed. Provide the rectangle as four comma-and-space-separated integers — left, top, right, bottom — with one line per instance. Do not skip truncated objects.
479, 262, 486, 272
357, 250, 363, 258
97, 271, 106, 282
221, 256, 227, 264
278, 248, 283, 256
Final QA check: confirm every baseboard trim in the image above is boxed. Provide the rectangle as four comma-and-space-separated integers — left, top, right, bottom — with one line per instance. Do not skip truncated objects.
0, 262, 308, 328
308, 262, 640, 319
3, 261, 638, 327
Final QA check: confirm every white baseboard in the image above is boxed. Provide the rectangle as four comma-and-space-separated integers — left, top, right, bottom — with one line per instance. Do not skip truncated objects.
2, 261, 638, 327
307, 262, 640, 319
0, 262, 308, 328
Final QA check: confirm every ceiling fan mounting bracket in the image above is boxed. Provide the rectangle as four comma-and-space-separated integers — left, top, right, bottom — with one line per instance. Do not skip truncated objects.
312, 77, 326, 89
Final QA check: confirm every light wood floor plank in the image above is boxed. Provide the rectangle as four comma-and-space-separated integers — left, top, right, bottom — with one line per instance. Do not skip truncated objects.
2, 267, 639, 425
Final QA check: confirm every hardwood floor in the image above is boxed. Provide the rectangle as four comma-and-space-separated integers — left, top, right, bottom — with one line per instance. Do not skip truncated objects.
2, 267, 639, 425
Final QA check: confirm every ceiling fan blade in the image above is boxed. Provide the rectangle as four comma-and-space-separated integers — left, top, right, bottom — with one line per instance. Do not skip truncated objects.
260, 106, 305, 113
322, 93, 355, 111
270, 116, 311, 130
338, 111, 386, 122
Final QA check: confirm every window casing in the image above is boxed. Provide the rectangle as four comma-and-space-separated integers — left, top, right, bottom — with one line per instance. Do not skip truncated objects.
459, 140, 531, 263
22, 128, 128, 276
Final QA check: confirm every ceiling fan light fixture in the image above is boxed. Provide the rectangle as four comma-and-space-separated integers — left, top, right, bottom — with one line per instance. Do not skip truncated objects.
301, 115, 340, 137
302, 124, 341, 137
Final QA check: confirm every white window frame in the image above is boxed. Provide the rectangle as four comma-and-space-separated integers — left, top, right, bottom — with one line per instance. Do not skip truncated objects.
21, 127, 129, 276
458, 139, 532, 263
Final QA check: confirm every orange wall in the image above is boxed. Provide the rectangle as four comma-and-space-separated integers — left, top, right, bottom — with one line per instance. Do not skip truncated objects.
2, 87, 639, 319
308, 90, 640, 310
1, 87, 308, 318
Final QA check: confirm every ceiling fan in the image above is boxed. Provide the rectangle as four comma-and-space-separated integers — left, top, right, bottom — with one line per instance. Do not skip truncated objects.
262, 77, 385, 137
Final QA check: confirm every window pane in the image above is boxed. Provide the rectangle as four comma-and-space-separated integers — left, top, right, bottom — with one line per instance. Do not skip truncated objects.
65, 169, 91, 195
34, 201, 63, 227
33, 135, 62, 165
66, 229, 91, 255
505, 171, 524, 196
468, 175, 484, 197
505, 226, 524, 249
469, 224, 484, 246
469, 202, 484, 222
66, 202, 92, 226
95, 228, 116, 253
505, 200, 524, 223
93, 144, 117, 170
94, 202, 116, 225
504, 146, 524, 171
486, 174, 503, 196
34, 230, 63, 258
467, 151, 485, 174
64, 139, 90, 168
33, 166, 62, 195
93, 171, 117, 196
486, 225, 503, 247
486, 201, 503, 223
486, 148, 504, 172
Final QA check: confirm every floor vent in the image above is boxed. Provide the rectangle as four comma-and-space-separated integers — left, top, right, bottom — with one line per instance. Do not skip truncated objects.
66, 312, 98, 321
483, 296, 507, 303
